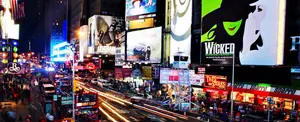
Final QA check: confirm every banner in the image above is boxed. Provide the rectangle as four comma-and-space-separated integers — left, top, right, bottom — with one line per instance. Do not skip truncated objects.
201, 0, 285, 65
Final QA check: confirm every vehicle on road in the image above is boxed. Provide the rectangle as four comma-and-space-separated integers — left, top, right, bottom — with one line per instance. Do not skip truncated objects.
75, 92, 99, 121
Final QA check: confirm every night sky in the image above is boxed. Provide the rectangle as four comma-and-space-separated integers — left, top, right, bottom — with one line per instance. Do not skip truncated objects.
19, 0, 45, 53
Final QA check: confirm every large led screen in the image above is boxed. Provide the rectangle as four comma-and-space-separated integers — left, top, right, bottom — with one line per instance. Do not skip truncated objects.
126, 27, 162, 63
201, 0, 285, 65
170, 0, 192, 63
125, 0, 156, 17
0, 0, 19, 40
88, 15, 125, 55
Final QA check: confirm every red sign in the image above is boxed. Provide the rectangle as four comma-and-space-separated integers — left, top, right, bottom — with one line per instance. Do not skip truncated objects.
115, 68, 123, 80
86, 63, 95, 70
204, 75, 227, 90
122, 68, 132, 78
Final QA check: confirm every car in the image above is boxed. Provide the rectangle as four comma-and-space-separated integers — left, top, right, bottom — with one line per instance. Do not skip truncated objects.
91, 78, 98, 84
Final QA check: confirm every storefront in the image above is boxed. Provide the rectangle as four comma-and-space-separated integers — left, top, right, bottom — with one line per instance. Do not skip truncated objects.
227, 82, 300, 111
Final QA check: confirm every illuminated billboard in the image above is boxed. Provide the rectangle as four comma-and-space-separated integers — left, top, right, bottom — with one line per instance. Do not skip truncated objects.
51, 42, 71, 62
79, 25, 88, 62
0, 0, 19, 40
128, 18, 154, 30
170, 0, 192, 63
126, 27, 162, 63
88, 15, 125, 55
125, 0, 156, 17
201, 0, 285, 65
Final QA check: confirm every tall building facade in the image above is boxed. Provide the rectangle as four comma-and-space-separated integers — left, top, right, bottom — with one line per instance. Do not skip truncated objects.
44, 0, 68, 55
68, 0, 124, 41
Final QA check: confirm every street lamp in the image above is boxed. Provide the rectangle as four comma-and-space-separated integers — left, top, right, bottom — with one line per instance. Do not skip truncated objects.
267, 97, 274, 122
230, 44, 235, 121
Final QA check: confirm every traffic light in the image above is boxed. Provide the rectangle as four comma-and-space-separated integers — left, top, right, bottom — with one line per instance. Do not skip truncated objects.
12, 41, 18, 62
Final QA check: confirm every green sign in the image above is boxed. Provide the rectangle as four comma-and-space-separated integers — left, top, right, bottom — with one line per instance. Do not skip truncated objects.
53, 95, 58, 101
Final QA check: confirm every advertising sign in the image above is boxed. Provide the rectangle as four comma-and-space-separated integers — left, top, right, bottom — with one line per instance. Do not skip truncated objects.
122, 68, 132, 78
189, 70, 204, 86
7, 62, 22, 74
201, 0, 285, 65
126, 27, 162, 63
115, 68, 123, 80
125, 0, 156, 17
204, 75, 227, 90
142, 66, 152, 80
284, 0, 300, 65
87, 15, 125, 55
79, 25, 88, 62
170, 0, 192, 63
159, 68, 190, 85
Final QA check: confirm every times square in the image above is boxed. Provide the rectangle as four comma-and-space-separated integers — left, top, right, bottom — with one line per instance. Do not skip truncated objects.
1, 0, 300, 122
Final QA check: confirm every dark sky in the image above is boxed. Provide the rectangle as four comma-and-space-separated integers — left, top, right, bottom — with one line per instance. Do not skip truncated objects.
19, 0, 45, 53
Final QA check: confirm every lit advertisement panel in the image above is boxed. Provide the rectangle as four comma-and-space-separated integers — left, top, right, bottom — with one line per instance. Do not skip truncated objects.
0, 0, 19, 40
170, 0, 192, 63
79, 25, 88, 62
201, 0, 285, 65
126, 27, 162, 63
125, 0, 156, 17
129, 18, 154, 30
51, 42, 71, 62
159, 68, 190, 85
88, 15, 125, 55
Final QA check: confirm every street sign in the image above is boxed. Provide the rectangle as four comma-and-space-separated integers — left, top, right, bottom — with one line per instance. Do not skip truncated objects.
7, 62, 22, 74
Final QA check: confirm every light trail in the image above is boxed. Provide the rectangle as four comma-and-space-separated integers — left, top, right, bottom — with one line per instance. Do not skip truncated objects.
98, 106, 118, 122
143, 104, 188, 120
102, 103, 130, 122
133, 104, 177, 121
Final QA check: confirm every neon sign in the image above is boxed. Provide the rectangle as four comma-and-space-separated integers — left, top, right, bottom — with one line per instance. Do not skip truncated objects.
204, 75, 227, 90
51, 42, 70, 62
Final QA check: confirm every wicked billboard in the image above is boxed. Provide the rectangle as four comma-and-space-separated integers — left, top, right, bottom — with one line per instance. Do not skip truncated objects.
201, 0, 285, 65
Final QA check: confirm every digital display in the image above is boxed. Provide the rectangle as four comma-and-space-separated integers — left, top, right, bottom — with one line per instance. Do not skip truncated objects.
128, 18, 154, 30
201, 0, 285, 65
159, 68, 190, 85
51, 42, 70, 62
88, 15, 125, 55
126, 27, 162, 63
170, 0, 192, 63
125, 0, 156, 17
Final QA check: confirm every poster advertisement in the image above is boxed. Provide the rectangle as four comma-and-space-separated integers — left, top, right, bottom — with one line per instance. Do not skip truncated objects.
115, 68, 123, 80
201, 0, 285, 65
125, 0, 156, 17
170, 0, 192, 63
88, 15, 125, 55
79, 25, 88, 62
142, 66, 152, 80
126, 27, 162, 63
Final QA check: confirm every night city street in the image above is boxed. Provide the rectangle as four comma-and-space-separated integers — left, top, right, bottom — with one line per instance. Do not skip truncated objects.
1, 0, 300, 122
